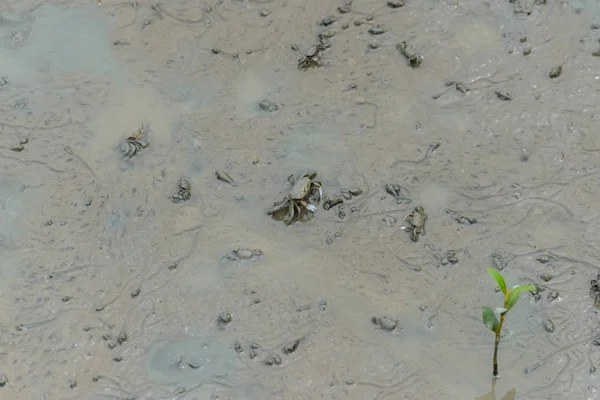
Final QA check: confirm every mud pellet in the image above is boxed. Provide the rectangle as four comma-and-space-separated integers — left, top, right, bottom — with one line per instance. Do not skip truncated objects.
542, 319, 555, 333
372, 316, 397, 331
494, 90, 512, 101
536, 255, 551, 264
380, 316, 397, 330
318, 300, 327, 312
258, 100, 278, 112
234, 341, 243, 353
117, 331, 128, 345
283, 340, 299, 354
368, 25, 386, 35
548, 66, 562, 79
520, 147, 529, 162
216, 170, 236, 186
218, 312, 232, 325
387, 0, 405, 7
320, 15, 339, 26
455, 215, 477, 225
263, 354, 281, 366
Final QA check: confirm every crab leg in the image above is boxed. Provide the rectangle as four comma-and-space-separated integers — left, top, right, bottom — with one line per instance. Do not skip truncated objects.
284, 201, 295, 225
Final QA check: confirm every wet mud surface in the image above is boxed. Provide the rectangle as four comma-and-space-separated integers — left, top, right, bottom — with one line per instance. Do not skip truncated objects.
1, 0, 600, 398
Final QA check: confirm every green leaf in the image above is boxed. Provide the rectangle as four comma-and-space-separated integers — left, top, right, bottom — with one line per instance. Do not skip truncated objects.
487, 268, 507, 295
505, 284, 535, 310
482, 306, 500, 332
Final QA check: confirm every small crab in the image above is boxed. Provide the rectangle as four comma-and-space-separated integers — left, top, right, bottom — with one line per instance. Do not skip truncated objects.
267, 170, 323, 224
118, 124, 149, 159
171, 176, 191, 203
298, 44, 326, 70
401, 205, 427, 242
287, 169, 323, 201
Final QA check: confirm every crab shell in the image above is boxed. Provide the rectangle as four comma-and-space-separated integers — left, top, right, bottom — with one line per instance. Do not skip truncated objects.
287, 169, 317, 186
289, 176, 312, 200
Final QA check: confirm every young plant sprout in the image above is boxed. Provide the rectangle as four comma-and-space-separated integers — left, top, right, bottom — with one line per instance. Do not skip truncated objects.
482, 268, 535, 380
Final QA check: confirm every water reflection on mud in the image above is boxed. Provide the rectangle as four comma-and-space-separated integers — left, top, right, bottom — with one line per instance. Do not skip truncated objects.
1, 0, 600, 399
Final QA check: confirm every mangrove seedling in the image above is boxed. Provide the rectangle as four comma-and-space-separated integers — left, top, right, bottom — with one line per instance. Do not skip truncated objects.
482, 268, 535, 380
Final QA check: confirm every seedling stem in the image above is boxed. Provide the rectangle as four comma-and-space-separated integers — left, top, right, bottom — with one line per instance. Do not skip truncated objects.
482, 268, 535, 379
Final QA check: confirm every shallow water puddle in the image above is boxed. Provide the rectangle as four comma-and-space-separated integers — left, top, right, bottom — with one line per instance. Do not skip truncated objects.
145, 335, 241, 387
0, 178, 24, 243
20, 4, 124, 78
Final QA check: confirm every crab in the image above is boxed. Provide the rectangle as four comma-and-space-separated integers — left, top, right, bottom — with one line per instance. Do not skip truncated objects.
171, 176, 191, 203
297, 44, 326, 70
118, 124, 149, 159
267, 170, 323, 225
401, 205, 427, 242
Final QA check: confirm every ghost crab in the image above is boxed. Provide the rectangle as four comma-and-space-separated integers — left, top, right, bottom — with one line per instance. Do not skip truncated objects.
266, 169, 323, 225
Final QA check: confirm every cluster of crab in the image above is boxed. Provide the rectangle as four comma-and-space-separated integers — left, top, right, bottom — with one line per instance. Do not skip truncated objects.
266, 169, 323, 225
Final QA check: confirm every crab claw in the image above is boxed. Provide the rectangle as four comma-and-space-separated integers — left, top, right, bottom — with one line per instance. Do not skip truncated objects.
306, 204, 317, 213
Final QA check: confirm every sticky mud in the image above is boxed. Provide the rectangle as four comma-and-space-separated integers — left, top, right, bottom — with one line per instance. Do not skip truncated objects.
1, 0, 600, 398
